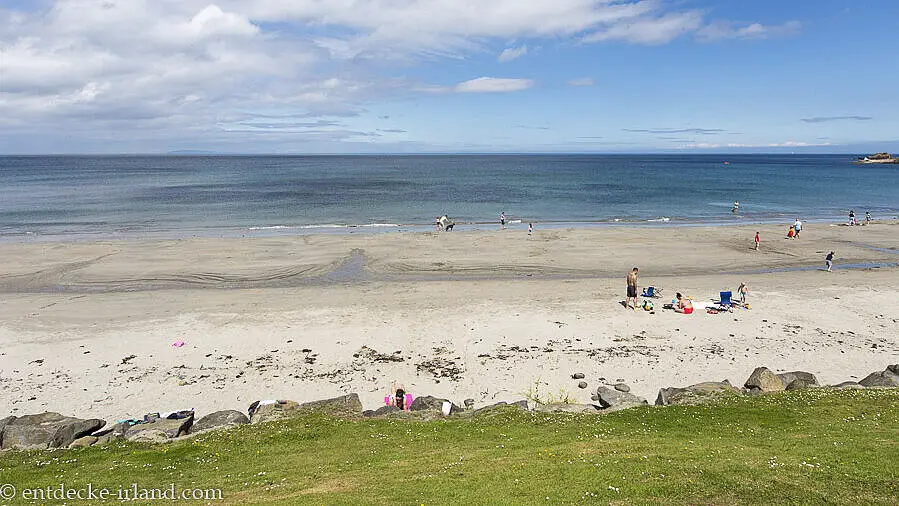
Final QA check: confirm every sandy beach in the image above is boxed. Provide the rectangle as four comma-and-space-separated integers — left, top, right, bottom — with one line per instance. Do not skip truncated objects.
1, 221, 897, 421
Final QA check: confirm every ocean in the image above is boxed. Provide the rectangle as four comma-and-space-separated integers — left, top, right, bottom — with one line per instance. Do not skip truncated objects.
1, 154, 897, 240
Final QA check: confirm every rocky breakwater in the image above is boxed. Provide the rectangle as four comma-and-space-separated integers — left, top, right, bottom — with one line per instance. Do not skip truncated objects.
0, 364, 896, 452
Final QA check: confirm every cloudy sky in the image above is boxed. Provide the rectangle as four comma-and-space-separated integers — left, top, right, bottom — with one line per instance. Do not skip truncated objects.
0, 0, 896, 153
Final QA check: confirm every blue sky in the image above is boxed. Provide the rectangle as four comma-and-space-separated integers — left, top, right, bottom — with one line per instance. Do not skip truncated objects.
0, 0, 896, 153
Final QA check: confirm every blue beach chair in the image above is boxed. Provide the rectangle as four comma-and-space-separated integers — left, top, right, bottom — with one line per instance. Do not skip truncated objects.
642, 286, 662, 298
718, 291, 733, 307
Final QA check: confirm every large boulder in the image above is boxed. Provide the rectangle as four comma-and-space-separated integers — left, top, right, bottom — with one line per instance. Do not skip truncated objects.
1, 413, 105, 450
409, 396, 463, 415
191, 410, 249, 433
250, 394, 363, 424
124, 414, 193, 441
859, 367, 899, 388
777, 371, 820, 390
595, 386, 647, 410
297, 394, 363, 417
745, 367, 785, 393
250, 401, 301, 424
656, 381, 740, 406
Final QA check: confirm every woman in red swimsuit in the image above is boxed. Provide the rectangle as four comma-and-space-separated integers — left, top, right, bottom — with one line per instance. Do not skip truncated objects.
675, 293, 693, 314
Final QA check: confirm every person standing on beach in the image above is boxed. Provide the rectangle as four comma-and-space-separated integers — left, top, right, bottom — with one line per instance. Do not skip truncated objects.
500, 211, 506, 229
793, 218, 802, 239
866, 211, 872, 224
825, 251, 834, 272
754, 231, 760, 250
626, 267, 639, 310
528, 223, 533, 236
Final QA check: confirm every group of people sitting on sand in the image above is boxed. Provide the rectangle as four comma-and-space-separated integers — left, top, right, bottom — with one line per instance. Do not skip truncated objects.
625, 267, 749, 315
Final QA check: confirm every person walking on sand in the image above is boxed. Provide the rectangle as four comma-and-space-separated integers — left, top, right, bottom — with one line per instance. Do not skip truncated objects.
626, 267, 639, 310
500, 211, 506, 230
825, 251, 834, 272
793, 218, 802, 239
754, 231, 760, 250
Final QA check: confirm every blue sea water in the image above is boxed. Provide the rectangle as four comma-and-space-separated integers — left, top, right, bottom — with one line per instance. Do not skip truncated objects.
0, 154, 897, 240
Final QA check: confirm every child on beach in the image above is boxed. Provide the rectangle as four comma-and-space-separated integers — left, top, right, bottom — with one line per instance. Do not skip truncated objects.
738, 282, 749, 303
674, 293, 693, 314
528, 223, 533, 235
787, 226, 795, 239
754, 231, 760, 250
825, 251, 834, 272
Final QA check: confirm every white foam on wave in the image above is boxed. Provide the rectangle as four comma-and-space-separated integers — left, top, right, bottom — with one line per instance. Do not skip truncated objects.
357, 223, 400, 228
248, 225, 294, 231
647, 217, 671, 222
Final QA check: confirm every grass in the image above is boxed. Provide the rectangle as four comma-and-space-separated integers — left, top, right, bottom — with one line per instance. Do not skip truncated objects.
1, 388, 897, 505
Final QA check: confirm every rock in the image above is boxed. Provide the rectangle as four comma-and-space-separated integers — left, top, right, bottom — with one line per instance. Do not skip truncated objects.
859, 368, 899, 388
888, 364, 899, 375
535, 403, 600, 414
832, 381, 863, 389
250, 394, 363, 423
249, 401, 301, 424
127, 430, 169, 444
777, 371, 820, 390
297, 394, 363, 417
595, 386, 647, 409
409, 396, 463, 414
69, 436, 98, 448
464, 399, 475, 410
365, 406, 401, 417
1, 413, 105, 450
571, 373, 585, 380
613, 383, 631, 393
191, 410, 249, 433
655, 381, 740, 406
125, 414, 193, 441
745, 367, 785, 392
95, 432, 124, 445
578, 381, 588, 389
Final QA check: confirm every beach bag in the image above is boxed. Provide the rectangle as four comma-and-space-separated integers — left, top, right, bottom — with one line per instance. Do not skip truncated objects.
642, 300, 653, 311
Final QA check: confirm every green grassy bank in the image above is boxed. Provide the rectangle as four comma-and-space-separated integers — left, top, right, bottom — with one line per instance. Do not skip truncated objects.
1, 388, 897, 505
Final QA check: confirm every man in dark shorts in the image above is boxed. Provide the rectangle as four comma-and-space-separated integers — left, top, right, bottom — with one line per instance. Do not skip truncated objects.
626, 267, 639, 310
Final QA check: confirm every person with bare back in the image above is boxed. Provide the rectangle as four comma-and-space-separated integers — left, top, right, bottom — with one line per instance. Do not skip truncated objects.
626, 267, 639, 310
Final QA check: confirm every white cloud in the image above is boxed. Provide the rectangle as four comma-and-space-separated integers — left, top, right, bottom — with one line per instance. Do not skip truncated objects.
454, 77, 534, 93
677, 140, 834, 149
696, 21, 802, 42
0, 1, 804, 151
584, 11, 704, 44
498, 45, 528, 62
568, 78, 595, 86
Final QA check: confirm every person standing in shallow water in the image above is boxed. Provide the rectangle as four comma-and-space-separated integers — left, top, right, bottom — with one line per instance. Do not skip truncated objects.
626, 267, 639, 310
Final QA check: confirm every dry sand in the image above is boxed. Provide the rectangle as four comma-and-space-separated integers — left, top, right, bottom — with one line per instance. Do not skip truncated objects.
1, 221, 897, 421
